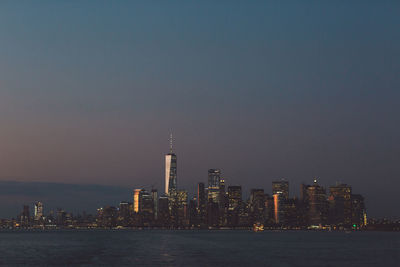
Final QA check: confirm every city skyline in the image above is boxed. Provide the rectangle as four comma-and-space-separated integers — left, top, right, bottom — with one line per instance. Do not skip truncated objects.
0, 2, 399, 219
0, 136, 396, 220
1, 152, 381, 231
0, 2, 398, 266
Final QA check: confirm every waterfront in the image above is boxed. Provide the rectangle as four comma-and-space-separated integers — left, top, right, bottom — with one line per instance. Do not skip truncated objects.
0, 230, 398, 266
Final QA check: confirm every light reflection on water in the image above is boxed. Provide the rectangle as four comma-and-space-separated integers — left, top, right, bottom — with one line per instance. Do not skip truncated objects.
0, 230, 398, 266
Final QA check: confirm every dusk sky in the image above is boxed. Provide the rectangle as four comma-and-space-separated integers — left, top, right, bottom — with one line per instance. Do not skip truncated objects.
0, 1, 399, 218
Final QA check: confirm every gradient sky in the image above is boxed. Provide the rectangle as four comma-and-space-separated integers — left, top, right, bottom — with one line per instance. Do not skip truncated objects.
0, 1, 399, 218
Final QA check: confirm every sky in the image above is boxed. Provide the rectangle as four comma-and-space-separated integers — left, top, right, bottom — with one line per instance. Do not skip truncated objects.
0, 1, 399, 218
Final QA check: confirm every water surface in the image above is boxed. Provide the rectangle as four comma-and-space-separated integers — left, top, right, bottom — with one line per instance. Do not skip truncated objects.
0, 230, 398, 266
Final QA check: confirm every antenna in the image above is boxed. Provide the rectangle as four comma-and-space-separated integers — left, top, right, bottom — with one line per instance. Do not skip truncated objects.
169, 132, 173, 153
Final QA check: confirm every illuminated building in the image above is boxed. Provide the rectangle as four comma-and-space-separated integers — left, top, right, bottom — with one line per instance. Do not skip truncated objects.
140, 190, 154, 214
158, 196, 169, 226
238, 200, 249, 226
118, 201, 130, 220
34, 201, 44, 221
207, 202, 219, 227
177, 190, 188, 208
219, 177, 226, 193
264, 195, 275, 225
20, 205, 30, 227
197, 182, 206, 225
306, 179, 328, 226
208, 169, 221, 189
249, 189, 265, 224
97, 206, 117, 228
227, 186, 242, 226
140, 190, 154, 225
272, 180, 288, 224
219, 177, 228, 226
207, 169, 221, 204
133, 189, 142, 213
152, 189, 158, 220
165, 135, 178, 221
272, 179, 289, 200
228, 186, 242, 211
284, 198, 301, 227
177, 190, 189, 226
351, 194, 366, 228
188, 199, 197, 227
329, 184, 352, 226
165, 134, 177, 195
56, 209, 66, 226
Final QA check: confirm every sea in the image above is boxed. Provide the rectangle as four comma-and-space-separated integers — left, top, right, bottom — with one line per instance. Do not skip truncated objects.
0, 230, 398, 266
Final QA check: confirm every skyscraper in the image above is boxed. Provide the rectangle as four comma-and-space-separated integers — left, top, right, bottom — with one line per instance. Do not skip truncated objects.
158, 196, 169, 226
207, 169, 221, 204
227, 186, 242, 226
249, 189, 265, 223
21, 205, 30, 227
151, 189, 158, 220
328, 184, 352, 226
140, 190, 154, 215
119, 201, 130, 220
306, 179, 328, 226
228, 186, 242, 211
34, 201, 43, 221
272, 179, 289, 200
351, 194, 366, 228
197, 182, 206, 224
272, 180, 289, 224
165, 134, 177, 195
208, 169, 221, 189
133, 189, 142, 213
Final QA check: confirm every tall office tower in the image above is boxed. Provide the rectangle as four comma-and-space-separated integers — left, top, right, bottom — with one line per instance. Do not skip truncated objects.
272, 180, 289, 224
218, 177, 228, 226
133, 189, 142, 213
140, 190, 154, 214
264, 195, 275, 224
328, 184, 352, 226
197, 182, 206, 224
228, 186, 242, 211
207, 169, 221, 204
56, 209, 66, 226
272, 179, 289, 200
177, 190, 189, 227
165, 134, 177, 195
21, 205, 30, 226
249, 189, 265, 223
219, 177, 225, 192
119, 201, 130, 219
208, 169, 221, 189
34, 201, 43, 221
151, 189, 158, 220
97, 206, 118, 228
250, 189, 265, 212
177, 190, 188, 208
299, 183, 311, 226
188, 199, 197, 226
227, 186, 242, 226
306, 179, 328, 226
197, 182, 206, 209
158, 196, 170, 226
300, 183, 309, 202
351, 194, 366, 228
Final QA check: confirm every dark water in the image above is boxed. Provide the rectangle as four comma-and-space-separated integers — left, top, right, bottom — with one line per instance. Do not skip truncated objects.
0, 230, 398, 266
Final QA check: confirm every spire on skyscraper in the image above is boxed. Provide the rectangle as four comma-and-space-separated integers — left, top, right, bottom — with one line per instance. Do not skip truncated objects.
169, 132, 173, 153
